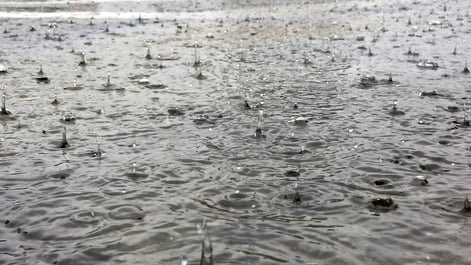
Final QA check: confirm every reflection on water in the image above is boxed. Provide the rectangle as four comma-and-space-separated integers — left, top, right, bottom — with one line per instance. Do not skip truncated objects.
1, 0, 471, 264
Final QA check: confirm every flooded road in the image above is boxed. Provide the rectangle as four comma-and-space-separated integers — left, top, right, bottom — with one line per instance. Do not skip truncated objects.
1, 0, 471, 264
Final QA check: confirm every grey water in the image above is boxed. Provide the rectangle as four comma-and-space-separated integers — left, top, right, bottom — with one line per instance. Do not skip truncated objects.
1, 0, 471, 264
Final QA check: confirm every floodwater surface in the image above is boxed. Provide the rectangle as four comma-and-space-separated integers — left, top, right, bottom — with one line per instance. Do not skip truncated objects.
1, 0, 471, 264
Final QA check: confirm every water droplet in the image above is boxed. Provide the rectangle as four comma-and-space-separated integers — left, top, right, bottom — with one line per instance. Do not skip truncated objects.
145, 46, 152, 59
1, 92, 9, 115
196, 222, 204, 235
94, 137, 104, 158
79, 52, 86, 66
300, 145, 305, 154
38, 64, 44, 75
60, 126, 69, 148
198, 219, 213, 265
104, 73, 111, 87
255, 110, 263, 137
193, 41, 201, 66
181, 256, 188, 265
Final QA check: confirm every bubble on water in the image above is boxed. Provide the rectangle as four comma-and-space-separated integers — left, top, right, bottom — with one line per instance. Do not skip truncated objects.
51, 86, 60, 105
